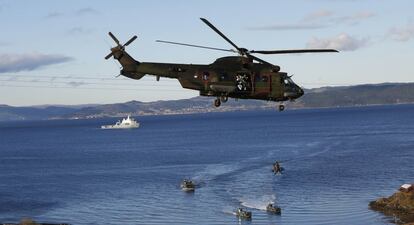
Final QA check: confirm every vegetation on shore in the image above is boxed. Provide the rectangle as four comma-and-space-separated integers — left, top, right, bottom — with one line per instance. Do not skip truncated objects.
370, 190, 414, 224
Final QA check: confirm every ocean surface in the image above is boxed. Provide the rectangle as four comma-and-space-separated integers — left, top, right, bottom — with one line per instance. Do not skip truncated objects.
1, 105, 414, 225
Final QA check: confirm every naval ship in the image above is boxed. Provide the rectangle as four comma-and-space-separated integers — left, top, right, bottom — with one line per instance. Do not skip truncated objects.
101, 115, 140, 129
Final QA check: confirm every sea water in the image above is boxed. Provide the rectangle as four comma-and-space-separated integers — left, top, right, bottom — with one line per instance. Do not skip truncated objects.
1, 105, 413, 225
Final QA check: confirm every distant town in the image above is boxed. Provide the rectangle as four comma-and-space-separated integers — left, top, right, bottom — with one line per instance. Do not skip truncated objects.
1, 82, 414, 121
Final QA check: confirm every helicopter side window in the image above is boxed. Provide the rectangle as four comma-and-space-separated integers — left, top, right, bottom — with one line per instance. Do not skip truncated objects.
172, 67, 186, 72
202, 72, 209, 81
261, 76, 268, 82
220, 73, 228, 81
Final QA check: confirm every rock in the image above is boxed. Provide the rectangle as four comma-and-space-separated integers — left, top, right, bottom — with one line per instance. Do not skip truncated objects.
20, 218, 38, 225
1, 218, 70, 225
370, 190, 414, 224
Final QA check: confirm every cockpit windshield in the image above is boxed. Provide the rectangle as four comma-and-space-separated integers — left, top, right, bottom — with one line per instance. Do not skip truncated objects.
283, 77, 294, 86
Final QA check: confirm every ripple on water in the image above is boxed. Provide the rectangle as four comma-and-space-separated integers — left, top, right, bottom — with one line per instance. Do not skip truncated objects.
2, 106, 414, 225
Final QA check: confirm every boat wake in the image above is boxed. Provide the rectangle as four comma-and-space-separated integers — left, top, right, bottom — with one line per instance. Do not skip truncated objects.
192, 164, 240, 182
223, 211, 237, 216
239, 194, 276, 211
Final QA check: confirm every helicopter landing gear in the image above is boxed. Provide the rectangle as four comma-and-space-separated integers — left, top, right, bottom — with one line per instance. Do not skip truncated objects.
214, 98, 221, 107
220, 95, 228, 103
278, 104, 285, 112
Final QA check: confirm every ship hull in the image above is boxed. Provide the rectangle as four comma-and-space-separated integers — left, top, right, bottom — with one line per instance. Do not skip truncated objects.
101, 124, 139, 129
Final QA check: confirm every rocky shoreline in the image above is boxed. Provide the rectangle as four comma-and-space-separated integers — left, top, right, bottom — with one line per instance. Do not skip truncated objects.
369, 185, 414, 224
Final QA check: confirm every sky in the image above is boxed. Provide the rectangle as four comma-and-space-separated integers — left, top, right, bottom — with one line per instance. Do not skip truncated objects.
0, 0, 413, 106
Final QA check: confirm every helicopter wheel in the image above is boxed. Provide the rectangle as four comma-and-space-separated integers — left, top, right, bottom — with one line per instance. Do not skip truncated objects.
214, 98, 221, 107
278, 104, 285, 112
220, 95, 228, 103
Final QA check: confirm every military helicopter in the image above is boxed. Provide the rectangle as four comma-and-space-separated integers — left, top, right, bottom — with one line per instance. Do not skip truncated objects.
105, 18, 338, 111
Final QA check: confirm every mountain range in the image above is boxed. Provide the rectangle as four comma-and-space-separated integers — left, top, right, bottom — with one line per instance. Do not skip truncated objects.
1, 82, 414, 121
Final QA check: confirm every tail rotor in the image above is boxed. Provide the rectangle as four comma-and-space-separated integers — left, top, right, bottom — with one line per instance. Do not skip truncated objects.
105, 32, 137, 60
124, 35, 137, 47
108, 32, 120, 45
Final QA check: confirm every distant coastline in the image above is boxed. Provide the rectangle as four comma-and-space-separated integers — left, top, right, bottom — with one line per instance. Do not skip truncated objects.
1, 82, 414, 121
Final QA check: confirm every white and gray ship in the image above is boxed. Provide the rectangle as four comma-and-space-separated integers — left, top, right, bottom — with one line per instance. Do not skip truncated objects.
101, 115, 140, 129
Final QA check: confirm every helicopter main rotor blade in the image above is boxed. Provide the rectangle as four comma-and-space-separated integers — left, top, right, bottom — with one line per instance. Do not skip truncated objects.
124, 35, 138, 47
108, 32, 120, 45
200, 18, 242, 54
250, 49, 339, 54
156, 40, 236, 53
247, 53, 276, 67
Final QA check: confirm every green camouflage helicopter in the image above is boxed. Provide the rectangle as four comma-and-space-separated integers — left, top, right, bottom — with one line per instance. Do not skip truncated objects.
105, 18, 338, 111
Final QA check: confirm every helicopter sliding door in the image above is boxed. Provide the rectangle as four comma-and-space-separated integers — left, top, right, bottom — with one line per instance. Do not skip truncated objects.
271, 73, 282, 98
253, 73, 271, 98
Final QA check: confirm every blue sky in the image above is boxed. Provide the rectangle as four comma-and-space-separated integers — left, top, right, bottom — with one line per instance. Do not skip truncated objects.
0, 0, 413, 106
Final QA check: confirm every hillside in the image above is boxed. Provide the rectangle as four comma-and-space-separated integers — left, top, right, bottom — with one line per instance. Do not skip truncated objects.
1, 82, 414, 121
295, 83, 414, 108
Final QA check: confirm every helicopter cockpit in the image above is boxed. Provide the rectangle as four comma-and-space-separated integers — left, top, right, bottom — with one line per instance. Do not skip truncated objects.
282, 76, 304, 100
283, 76, 295, 87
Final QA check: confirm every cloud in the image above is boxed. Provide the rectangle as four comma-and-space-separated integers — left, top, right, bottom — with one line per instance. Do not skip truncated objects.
7, 76, 17, 81
332, 11, 375, 26
307, 33, 369, 51
0, 1, 11, 13
248, 10, 374, 31
303, 10, 375, 25
44, 7, 98, 19
67, 27, 94, 35
0, 2, 4, 12
67, 81, 87, 87
303, 10, 334, 22
45, 12, 63, 19
0, 53, 73, 73
75, 7, 99, 16
388, 22, 414, 42
247, 24, 327, 31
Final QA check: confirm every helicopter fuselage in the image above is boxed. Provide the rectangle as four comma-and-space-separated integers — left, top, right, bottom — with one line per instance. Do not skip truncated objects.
120, 55, 304, 103
105, 17, 336, 110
